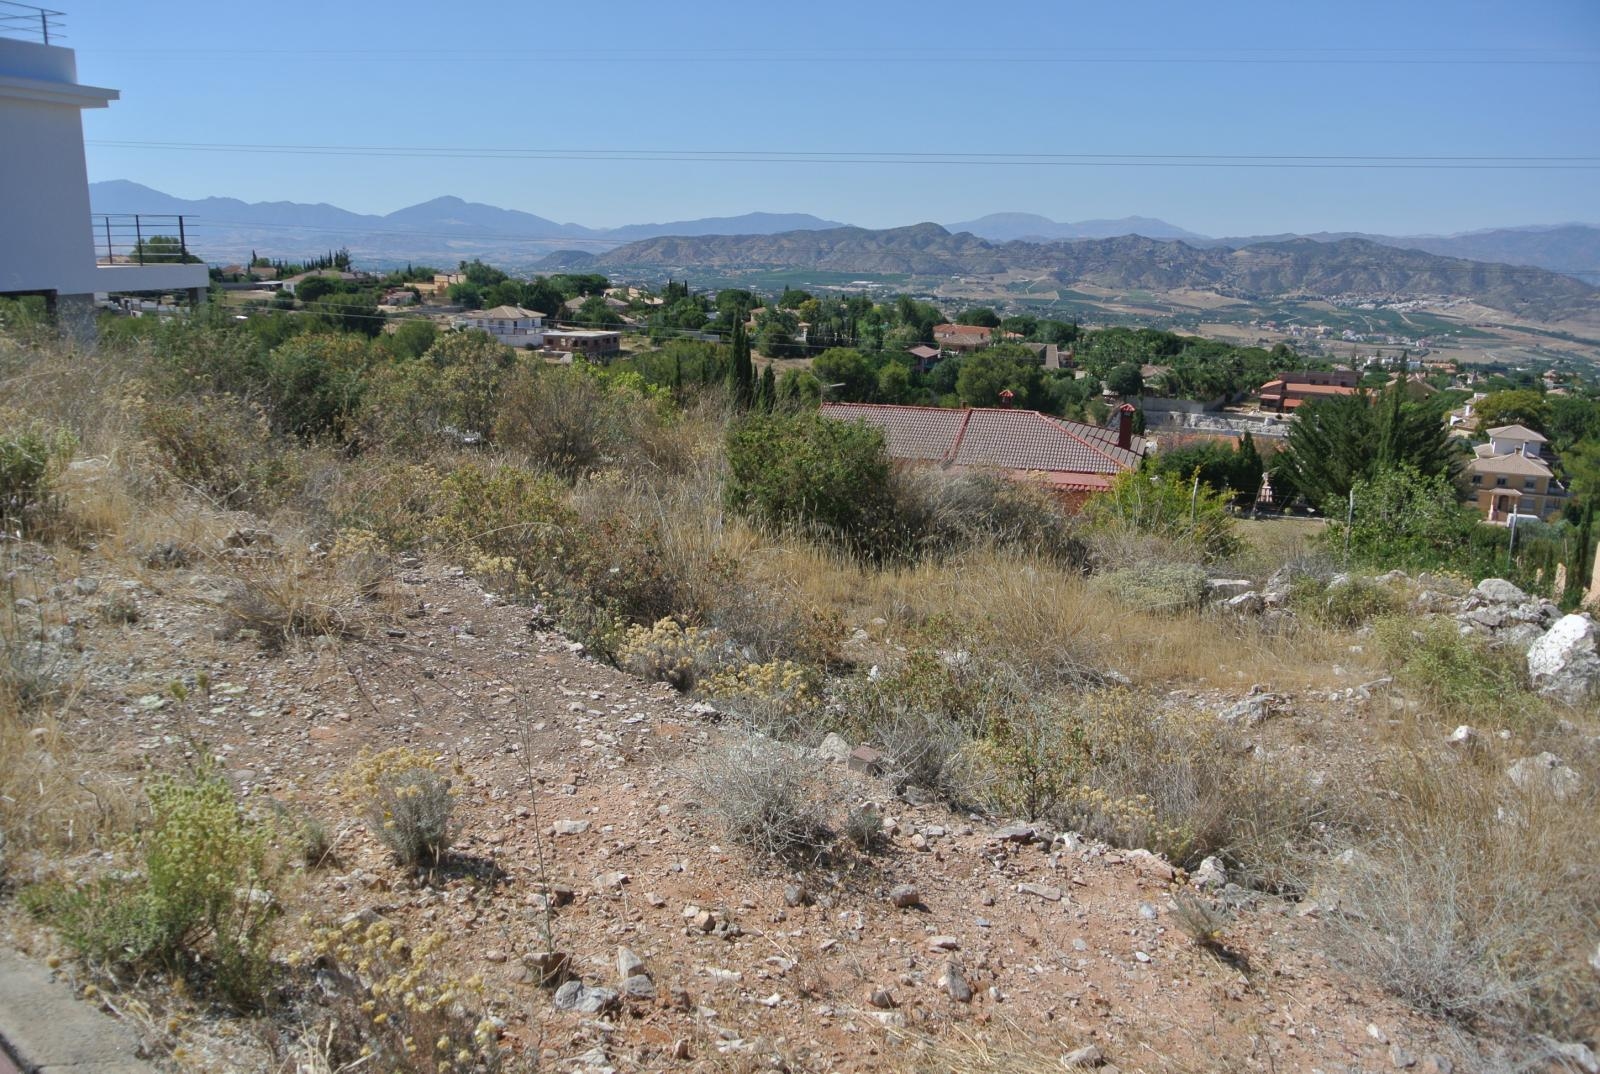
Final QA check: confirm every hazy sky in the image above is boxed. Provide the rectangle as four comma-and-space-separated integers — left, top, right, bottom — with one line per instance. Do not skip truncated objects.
69, 0, 1600, 235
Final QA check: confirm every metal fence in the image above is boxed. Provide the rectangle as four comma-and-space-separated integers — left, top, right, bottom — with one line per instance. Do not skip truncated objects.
93, 214, 196, 265
0, 2, 64, 44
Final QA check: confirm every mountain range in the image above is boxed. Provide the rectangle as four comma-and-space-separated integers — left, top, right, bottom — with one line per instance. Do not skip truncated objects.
90, 182, 1600, 284
546, 224, 1598, 324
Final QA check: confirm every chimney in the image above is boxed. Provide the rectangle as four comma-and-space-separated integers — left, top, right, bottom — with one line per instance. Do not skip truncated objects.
997, 388, 1015, 409
1116, 403, 1135, 449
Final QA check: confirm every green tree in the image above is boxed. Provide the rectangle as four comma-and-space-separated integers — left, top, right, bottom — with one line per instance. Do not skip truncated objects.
726, 316, 754, 408
1473, 389, 1551, 434
877, 360, 913, 404
1083, 469, 1240, 562
447, 281, 484, 310
380, 318, 439, 360
812, 348, 876, 402
956, 307, 1000, 328
574, 295, 624, 328
131, 234, 201, 264
1279, 385, 1461, 511
1333, 466, 1478, 571
756, 365, 777, 412
1106, 362, 1144, 398
293, 275, 340, 304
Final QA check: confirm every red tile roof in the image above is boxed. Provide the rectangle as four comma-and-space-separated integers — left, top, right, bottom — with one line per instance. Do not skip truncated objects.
820, 403, 1144, 481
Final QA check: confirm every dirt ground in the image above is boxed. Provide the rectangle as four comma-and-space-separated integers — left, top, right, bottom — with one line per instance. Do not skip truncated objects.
1, 538, 1478, 1074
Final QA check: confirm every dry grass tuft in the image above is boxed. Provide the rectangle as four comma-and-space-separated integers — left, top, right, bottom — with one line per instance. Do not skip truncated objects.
1321, 732, 1600, 1041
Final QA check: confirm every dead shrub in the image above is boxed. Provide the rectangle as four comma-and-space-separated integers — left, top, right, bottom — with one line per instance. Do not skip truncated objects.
219, 559, 364, 650
691, 734, 834, 863
1321, 749, 1599, 1041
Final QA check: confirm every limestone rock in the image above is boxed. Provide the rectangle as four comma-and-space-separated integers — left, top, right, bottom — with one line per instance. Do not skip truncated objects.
552, 980, 618, 1014
817, 732, 852, 764
1527, 614, 1600, 705
1506, 753, 1584, 801
1472, 578, 1529, 605
888, 883, 921, 908
939, 961, 973, 1003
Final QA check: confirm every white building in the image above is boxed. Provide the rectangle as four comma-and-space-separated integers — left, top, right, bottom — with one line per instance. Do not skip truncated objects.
453, 305, 545, 347
0, 7, 208, 333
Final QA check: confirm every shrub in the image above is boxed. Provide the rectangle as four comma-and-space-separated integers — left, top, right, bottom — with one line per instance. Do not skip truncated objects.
349, 749, 455, 867
700, 659, 820, 737
265, 333, 377, 440
1083, 469, 1240, 563
0, 428, 50, 522
361, 331, 515, 452
294, 917, 502, 1073
494, 363, 645, 482
617, 617, 727, 692
1092, 562, 1209, 613
1289, 574, 1404, 628
135, 394, 289, 509
893, 469, 1089, 567
1328, 466, 1478, 572
1372, 617, 1530, 722
692, 735, 833, 863
24, 770, 279, 1009
1322, 753, 1599, 1040
725, 410, 899, 561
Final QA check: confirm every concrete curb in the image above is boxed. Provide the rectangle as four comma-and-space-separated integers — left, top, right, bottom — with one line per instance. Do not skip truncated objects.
0, 950, 157, 1073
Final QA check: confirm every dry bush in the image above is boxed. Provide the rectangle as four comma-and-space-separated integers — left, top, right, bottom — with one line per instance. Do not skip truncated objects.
293, 916, 502, 1073
617, 617, 731, 691
347, 748, 456, 868
1289, 574, 1404, 628
891, 468, 1090, 567
218, 551, 370, 650
1321, 744, 1600, 1041
1092, 562, 1210, 614
691, 733, 834, 863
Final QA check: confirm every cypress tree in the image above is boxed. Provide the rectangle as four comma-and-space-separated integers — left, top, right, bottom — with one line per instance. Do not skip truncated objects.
727, 316, 754, 408
757, 364, 777, 412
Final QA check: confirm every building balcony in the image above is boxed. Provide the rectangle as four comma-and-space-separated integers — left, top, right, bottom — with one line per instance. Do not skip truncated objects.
91, 213, 209, 292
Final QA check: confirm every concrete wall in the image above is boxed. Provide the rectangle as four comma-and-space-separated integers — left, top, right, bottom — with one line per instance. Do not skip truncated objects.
0, 38, 112, 295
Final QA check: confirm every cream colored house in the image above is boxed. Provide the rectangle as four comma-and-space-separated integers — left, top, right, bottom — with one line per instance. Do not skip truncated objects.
1467, 424, 1568, 523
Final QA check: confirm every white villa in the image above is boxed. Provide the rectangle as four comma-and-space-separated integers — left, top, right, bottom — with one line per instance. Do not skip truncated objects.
0, 6, 208, 334
453, 305, 545, 347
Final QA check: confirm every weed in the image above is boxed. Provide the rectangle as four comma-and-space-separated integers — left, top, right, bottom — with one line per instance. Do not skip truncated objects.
1290, 574, 1403, 628
23, 770, 280, 1010
1373, 616, 1532, 722
1092, 562, 1209, 613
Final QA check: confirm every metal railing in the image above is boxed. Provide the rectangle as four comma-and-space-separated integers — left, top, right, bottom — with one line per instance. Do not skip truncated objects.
93, 214, 197, 266
0, 2, 64, 44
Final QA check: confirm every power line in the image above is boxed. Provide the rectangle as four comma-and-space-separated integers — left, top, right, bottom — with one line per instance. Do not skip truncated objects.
87, 140, 1600, 170
79, 46, 1600, 66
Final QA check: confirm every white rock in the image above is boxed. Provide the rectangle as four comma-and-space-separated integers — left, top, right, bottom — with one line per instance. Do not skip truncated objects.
1473, 578, 1529, 605
1528, 614, 1600, 705
817, 732, 852, 764
1506, 752, 1584, 801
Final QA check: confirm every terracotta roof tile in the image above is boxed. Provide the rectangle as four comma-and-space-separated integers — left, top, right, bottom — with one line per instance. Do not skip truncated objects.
819, 404, 1143, 480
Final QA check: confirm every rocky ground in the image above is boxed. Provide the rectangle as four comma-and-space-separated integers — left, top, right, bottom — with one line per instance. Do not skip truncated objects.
5, 534, 1590, 1073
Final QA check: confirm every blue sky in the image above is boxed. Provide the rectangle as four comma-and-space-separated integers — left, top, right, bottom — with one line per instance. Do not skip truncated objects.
69, 0, 1599, 235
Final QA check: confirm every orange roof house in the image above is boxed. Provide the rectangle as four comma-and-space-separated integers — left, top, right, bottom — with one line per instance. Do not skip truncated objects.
821, 402, 1145, 508
932, 324, 994, 353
